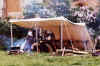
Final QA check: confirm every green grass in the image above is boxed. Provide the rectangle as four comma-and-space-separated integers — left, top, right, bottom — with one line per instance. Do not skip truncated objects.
0, 51, 100, 66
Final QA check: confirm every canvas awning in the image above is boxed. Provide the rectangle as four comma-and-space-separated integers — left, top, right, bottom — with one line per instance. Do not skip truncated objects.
9, 17, 94, 51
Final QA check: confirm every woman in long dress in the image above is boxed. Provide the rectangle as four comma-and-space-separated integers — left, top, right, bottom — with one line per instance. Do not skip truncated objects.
24, 30, 34, 55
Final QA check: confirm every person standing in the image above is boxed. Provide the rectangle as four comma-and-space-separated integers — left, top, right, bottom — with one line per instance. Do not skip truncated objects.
24, 30, 34, 55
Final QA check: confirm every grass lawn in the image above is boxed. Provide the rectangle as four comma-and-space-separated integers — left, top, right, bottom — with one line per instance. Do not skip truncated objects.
0, 51, 100, 66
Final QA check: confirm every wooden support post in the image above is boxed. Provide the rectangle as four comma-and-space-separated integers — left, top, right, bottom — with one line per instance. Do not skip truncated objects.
62, 47, 65, 56
35, 24, 39, 53
10, 23, 13, 47
61, 22, 63, 50
60, 21, 64, 56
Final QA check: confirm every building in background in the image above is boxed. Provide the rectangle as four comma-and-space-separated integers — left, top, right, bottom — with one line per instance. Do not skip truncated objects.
0, 0, 3, 17
3, 0, 22, 18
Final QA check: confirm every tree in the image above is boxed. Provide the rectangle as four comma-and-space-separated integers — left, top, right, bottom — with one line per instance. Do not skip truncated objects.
23, 0, 71, 18
23, 2, 56, 18
67, 6, 96, 23
0, 18, 11, 35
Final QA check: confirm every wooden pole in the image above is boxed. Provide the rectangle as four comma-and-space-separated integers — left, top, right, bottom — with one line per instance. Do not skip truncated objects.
61, 22, 63, 50
10, 23, 13, 47
62, 47, 65, 56
35, 24, 39, 53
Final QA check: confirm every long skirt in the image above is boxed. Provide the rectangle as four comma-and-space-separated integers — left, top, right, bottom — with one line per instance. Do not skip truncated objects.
24, 40, 32, 53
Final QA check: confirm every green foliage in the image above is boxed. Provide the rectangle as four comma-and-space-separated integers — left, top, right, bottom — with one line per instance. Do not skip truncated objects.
66, 0, 71, 8
0, 19, 10, 35
0, 51, 100, 66
0, 19, 27, 38
67, 7, 96, 23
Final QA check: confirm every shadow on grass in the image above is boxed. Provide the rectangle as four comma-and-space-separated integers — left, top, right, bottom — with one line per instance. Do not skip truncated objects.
71, 62, 82, 65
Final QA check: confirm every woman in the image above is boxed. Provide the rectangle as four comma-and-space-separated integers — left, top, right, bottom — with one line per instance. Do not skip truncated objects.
24, 30, 34, 55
